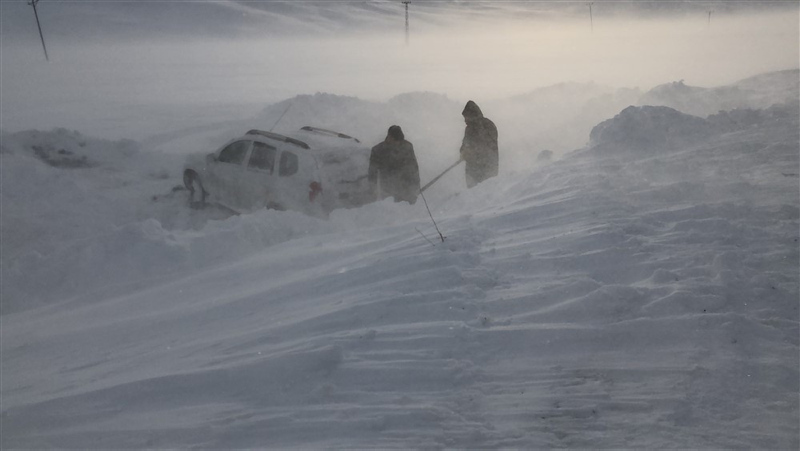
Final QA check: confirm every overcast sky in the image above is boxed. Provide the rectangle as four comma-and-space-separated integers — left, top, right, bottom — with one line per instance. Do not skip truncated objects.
2, 1, 798, 43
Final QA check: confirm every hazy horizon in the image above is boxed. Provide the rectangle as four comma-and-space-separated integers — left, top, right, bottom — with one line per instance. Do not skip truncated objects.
1, 1, 797, 139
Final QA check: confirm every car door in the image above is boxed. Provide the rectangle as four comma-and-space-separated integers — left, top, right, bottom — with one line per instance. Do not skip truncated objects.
239, 141, 279, 210
273, 149, 324, 215
207, 140, 251, 208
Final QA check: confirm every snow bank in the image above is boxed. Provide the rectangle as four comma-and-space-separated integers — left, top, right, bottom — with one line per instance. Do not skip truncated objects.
638, 80, 751, 118
589, 105, 713, 154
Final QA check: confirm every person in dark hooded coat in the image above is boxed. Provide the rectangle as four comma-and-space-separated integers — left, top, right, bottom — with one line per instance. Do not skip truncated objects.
460, 100, 498, 188
368, 125, 420, 204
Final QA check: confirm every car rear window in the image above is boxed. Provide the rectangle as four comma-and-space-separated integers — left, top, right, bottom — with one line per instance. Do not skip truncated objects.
248, 142, 277, 172
218, 141, 249, 165
279, 151, 299, 176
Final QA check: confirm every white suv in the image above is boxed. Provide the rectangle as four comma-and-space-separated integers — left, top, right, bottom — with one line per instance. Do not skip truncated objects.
183, 127, 373, 216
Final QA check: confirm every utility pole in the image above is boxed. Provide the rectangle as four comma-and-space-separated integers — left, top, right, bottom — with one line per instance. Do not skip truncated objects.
29, 0, 49, 61
588, 2, 594, 32
402, 1, 410, 45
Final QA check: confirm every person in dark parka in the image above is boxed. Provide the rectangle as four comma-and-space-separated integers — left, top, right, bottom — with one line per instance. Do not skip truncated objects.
368, 125, 420, 204
460, 100, 498, 188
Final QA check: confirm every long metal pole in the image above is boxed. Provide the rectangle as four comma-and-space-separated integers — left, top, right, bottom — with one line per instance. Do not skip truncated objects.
30, 0, 49, 61
588, 3, 594, 32
403, 1, 409, 45
420, 158, 463, 193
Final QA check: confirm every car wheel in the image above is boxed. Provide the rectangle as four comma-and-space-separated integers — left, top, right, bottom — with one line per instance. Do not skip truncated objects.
183, 170, 206, 208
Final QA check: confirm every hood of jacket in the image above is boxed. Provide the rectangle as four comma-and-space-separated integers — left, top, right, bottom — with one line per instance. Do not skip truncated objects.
462, 100, 484, 119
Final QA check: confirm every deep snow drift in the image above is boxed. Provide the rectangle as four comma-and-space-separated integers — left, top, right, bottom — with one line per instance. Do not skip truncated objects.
1, 72, 798, 448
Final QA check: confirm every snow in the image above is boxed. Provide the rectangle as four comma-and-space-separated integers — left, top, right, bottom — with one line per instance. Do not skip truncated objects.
2, 66, 798, 447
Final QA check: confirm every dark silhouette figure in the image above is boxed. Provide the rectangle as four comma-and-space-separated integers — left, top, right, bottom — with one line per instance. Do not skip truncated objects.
368, 125, 420, 204
460, 100, 498, 188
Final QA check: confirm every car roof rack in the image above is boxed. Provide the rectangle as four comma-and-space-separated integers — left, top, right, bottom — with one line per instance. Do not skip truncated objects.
300, 126, 361, 143
246, 129, 310, 149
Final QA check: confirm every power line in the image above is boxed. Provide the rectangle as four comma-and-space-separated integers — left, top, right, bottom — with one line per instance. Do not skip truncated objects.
29, 0, 49, 61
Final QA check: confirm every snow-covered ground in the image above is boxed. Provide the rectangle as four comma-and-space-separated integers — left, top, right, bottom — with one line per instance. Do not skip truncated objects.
1, 68, 798, 447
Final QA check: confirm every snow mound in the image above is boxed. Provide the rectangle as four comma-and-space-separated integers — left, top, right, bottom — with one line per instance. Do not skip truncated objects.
638, 80, 749, 117
1, 128, 181, 178
589, 106, 713, 154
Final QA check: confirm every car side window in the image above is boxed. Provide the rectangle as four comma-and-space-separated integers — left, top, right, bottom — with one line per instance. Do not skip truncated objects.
248, 142, 277, 173
217, 141, 250, 165
279, 151, 299, 176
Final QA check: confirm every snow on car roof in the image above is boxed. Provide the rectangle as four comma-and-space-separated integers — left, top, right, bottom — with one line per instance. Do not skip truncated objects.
293, 127, 368, 152
245, 129, 310, 150
245, 127, 366, 153
299, 126, 361, 143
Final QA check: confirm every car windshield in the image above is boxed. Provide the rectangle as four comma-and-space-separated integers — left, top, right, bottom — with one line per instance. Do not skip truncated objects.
218, 141, 249, 165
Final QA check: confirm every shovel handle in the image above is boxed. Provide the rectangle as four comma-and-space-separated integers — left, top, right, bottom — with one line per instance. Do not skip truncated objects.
420, 158, 464, 194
